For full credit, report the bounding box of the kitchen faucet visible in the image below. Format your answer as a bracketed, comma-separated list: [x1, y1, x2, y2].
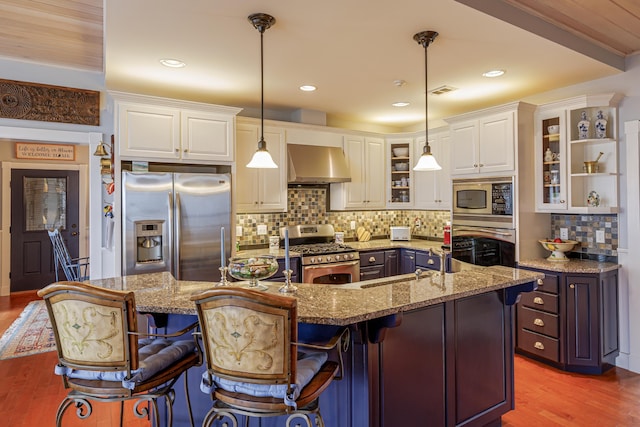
[428, 247, 450, 274]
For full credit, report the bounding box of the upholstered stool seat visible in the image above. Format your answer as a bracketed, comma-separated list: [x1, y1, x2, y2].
[38, 281, 202, 427]
[191, 287, 349, 427]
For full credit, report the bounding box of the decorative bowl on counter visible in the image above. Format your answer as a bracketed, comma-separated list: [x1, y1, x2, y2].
[228, 256, 279, 290]
[392, 147, 409, 157]
[538, 239, 578, 262]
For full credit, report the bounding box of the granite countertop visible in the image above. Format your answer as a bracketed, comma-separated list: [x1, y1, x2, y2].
[518, 258, 620, 273]
[89, 266, 542, 326]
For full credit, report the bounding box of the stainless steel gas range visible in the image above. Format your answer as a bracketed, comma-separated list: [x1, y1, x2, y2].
[280, 224, 360, 284]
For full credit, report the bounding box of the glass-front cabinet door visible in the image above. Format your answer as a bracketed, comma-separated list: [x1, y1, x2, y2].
[535, 108, 567, 212]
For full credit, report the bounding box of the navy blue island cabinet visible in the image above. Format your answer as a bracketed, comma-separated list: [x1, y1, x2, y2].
[159, 285, 527, 427]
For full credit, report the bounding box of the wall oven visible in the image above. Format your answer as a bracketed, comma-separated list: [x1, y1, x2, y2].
[452, 176, 516, 268]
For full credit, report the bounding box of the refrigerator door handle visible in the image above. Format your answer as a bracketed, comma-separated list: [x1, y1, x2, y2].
[174, 192, 182, 279]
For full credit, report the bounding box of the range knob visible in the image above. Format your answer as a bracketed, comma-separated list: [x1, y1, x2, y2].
[326, 256, 333, 262]
[317, 256, 323, 263]
[335, 255, 342, 261]
[309, 258, 316, 264]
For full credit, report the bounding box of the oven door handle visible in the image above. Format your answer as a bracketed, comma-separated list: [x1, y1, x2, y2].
[304, 260, 360, 269]
[453, 226, 514, 237]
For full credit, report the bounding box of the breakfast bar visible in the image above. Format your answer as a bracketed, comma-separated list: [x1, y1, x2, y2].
[90, 266, 542, 427]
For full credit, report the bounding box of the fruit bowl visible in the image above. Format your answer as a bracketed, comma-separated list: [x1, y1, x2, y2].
[538, 239, 578, 261]
[228, 256, 279, 289]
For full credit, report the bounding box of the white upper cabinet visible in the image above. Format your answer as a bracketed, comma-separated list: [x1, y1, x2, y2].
[534, 94, 622, 213]
[413, 129, 451, 210]
[331, 135, 385, 210]
[112, 92, 240, 163]
[235, 123, 287, 213]
[446, 102, 533, 177]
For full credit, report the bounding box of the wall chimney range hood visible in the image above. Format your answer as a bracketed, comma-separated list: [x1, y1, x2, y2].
[287, 144, 351, 184]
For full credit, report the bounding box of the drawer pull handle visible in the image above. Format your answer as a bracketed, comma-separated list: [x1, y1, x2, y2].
[533, 297, 544, 305]
[537, 279, 543, 285]
[427, 259, 435, 265]
[534, 318, 545, 327]
[369, 257, 376, 263]
[534, 341, 545, 350]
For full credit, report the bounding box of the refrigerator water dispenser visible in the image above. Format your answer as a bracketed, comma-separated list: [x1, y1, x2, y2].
[135, 221, 163, 263]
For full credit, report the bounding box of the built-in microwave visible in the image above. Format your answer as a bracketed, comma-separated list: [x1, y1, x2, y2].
[452, 176, 514, 228]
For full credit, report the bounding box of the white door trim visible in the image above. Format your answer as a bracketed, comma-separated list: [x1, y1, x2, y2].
[0, 125, 102, 296]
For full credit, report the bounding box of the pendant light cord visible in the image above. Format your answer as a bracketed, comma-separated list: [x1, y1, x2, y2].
[260, 27, 265, 146]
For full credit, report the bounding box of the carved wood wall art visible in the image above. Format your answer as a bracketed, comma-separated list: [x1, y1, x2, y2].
[0, 79, 100, 126]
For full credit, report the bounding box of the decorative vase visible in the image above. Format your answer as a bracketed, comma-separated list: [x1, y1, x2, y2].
[577, 111, 590, 139]
[595, 110, 607, 138]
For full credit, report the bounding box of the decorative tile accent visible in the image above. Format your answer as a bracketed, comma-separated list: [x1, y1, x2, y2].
[236, 188, 451, 246]
[550, 214, 618, 257]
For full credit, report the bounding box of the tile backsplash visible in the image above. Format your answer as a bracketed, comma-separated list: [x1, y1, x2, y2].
[550, 214, 618, 257]
[236, 187, 450, 247]
[236, 188, 618, 260]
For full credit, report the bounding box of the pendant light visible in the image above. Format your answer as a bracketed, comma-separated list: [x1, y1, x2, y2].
[413, 30, 442, 171]
[246, 13, 278, 169]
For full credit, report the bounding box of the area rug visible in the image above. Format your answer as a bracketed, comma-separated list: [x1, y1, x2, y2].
[0, 300, 55, 360]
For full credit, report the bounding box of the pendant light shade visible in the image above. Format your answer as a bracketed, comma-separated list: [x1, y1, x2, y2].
[247, 13, 278, 169]
[413, 30, 442, 172]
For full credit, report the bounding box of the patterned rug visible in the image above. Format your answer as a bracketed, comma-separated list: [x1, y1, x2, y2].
[0, 300, 55, 360]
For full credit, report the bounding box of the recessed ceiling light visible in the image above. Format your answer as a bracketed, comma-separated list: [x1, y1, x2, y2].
[159, 59, 186, 68]
[392, 102, 410, 107]
[482, 69, 505, 78]
[299, 85, 317, 92]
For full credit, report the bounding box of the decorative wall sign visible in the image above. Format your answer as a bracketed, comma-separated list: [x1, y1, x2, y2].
[0, 79, 99, 126]
[15, 142, 76, 161]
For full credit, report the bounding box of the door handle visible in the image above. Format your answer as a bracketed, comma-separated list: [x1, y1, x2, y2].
[71, 231, 78, 236]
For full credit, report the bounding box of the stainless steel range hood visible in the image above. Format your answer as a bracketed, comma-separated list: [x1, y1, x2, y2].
[287, 144, 351, 184]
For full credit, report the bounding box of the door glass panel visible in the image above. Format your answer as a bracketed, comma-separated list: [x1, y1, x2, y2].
[23, 177, 67, 231]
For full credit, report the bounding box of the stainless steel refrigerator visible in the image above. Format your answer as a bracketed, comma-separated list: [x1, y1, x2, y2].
[122, 171, 231, 281]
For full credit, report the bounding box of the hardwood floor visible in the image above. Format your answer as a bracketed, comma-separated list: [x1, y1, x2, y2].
[503, 355, 640, 426]
[0, 291, 150, 427]
[2, 292, 640, 426]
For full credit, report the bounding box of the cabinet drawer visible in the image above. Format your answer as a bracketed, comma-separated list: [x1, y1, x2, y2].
[520, 291, 559, 314]
[416, 251, 441, 271]
[518, 305, 559, 338]
[536, 275, 559, 294]
[518, 329, 560, 362]
[360, 251, 384, 265]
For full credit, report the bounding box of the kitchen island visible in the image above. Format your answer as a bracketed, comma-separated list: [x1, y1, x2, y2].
[90, 265, 542, 427]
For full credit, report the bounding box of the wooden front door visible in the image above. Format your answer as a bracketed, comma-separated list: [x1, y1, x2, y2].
[10, 169, 80, 292]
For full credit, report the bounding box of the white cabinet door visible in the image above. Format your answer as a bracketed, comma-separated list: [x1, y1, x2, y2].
[181, 110, 234, 162]
[118, 102, 181, 159]
[331, 135, 385, 210]
[535, 108, 568, 212]
[364, 137, 386, 209]
[235, 123, 286, 213]
[478, 112, 515, 174]
[450, 121, 479, 175]
[343, 135, 366, 208]
[414, 131, 451, 209]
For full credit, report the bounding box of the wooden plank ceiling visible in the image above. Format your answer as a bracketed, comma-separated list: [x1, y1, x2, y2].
[0, 0, 103, 71]
[505, 0, 640, 56]
[0, 1, 637, 75]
